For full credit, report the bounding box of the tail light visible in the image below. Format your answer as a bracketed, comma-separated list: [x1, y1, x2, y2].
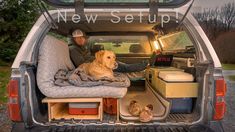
[213, 78, 227, 120]
[7, 79, 22, 121]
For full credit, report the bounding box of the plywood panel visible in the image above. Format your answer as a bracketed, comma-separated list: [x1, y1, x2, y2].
[158, 79, 198, 98]
[42, 98, 103, 103]
[52, 108, 100, 120]
[43, 98, 104, 121]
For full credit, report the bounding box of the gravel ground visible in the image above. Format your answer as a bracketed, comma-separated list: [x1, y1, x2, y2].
[0, 81, 234, 132]
[222, 81, 235, 132]
[0, 104, 11, 132]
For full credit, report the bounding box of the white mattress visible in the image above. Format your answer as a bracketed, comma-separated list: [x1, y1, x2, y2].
[37, 35, 127, 98]
[159, 71, 194, 82]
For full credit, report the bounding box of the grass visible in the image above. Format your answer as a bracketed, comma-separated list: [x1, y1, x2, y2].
[229, 76, 235, 81]
[0, 61, 11, 104]
[0, 60, 10, 67]
[222, 64, 235, 70]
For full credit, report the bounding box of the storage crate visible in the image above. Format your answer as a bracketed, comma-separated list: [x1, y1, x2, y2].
[170, 98, 193, 114]
[69, 103, 99, 115]
[42, 98, 103, 121]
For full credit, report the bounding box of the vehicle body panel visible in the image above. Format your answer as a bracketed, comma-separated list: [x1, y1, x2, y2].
[12, 9, 221, 68]
[9, 1, 224, 130]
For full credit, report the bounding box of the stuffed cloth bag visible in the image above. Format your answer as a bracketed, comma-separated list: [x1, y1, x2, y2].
[103, 98, 117, 115]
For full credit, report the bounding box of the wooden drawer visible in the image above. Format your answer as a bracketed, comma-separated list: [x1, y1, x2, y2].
[42, 98, 103, 121]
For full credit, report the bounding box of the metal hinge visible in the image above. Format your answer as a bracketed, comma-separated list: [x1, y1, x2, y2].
[75, 0, 85, 21]
[36, 0, 58, 29]
[177, 0, 195, 28]
[149, 0, 158, 23]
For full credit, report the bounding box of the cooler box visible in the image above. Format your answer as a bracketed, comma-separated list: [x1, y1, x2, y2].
[159, 71, 195, 113]
[68, 103, 99, 115]
[170, 98, 193, 114]
[146, 68, 198, 98]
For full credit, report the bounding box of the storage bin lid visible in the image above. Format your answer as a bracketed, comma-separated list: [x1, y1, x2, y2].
[69, 102, 99, 108]
[159, 71, 194, 82]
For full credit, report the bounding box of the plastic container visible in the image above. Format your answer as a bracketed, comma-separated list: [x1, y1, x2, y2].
[170, 98, 193, 114]
[68, 103, 99, 115]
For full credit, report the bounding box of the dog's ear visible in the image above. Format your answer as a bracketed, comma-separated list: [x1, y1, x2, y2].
[95, 50, 105, 64]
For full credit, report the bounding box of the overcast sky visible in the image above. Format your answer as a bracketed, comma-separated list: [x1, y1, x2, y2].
[192, 0, 235, 12]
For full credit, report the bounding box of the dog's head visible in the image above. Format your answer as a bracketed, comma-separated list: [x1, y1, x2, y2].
[95, 50, 118, 70]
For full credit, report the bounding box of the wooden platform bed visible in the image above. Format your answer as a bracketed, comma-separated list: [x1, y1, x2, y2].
[42, 98, 120, 122]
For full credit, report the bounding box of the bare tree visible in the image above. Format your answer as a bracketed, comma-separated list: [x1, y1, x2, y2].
[193, 8, 222, 39]
[210, 8, 221, 39]
[220, 2, 235, 31]
[193, 2, 235, 39]
[192, 2, 235, 63]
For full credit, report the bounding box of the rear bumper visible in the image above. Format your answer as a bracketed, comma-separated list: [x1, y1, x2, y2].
[12, 122, 218, 132]
[209, 121, 225, 132]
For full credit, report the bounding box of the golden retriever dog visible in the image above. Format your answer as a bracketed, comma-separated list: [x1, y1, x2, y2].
[79, 50, 118, 80]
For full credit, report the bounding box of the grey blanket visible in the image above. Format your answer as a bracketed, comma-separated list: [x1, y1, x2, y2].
[54, 68, 130, 87]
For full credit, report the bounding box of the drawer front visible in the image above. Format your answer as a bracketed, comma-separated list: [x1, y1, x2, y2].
[69, 108, 98, 115]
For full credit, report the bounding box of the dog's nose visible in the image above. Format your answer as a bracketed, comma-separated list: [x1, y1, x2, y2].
[114, 62, 118, 69]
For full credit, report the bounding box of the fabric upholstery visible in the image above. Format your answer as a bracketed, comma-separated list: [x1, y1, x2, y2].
[37, 35, 127, 98]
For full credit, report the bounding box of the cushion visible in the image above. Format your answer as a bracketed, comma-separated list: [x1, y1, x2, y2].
[37, 35, 127, 98]
[158, 71, 194, 82]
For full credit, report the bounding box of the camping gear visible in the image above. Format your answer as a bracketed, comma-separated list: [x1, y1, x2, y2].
[103, 98, 118, 115]
[69, 103, 99, 115]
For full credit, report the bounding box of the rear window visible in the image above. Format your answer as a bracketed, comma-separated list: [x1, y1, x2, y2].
[88, 35, 152, 54]
[158, 31, 193, 51]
